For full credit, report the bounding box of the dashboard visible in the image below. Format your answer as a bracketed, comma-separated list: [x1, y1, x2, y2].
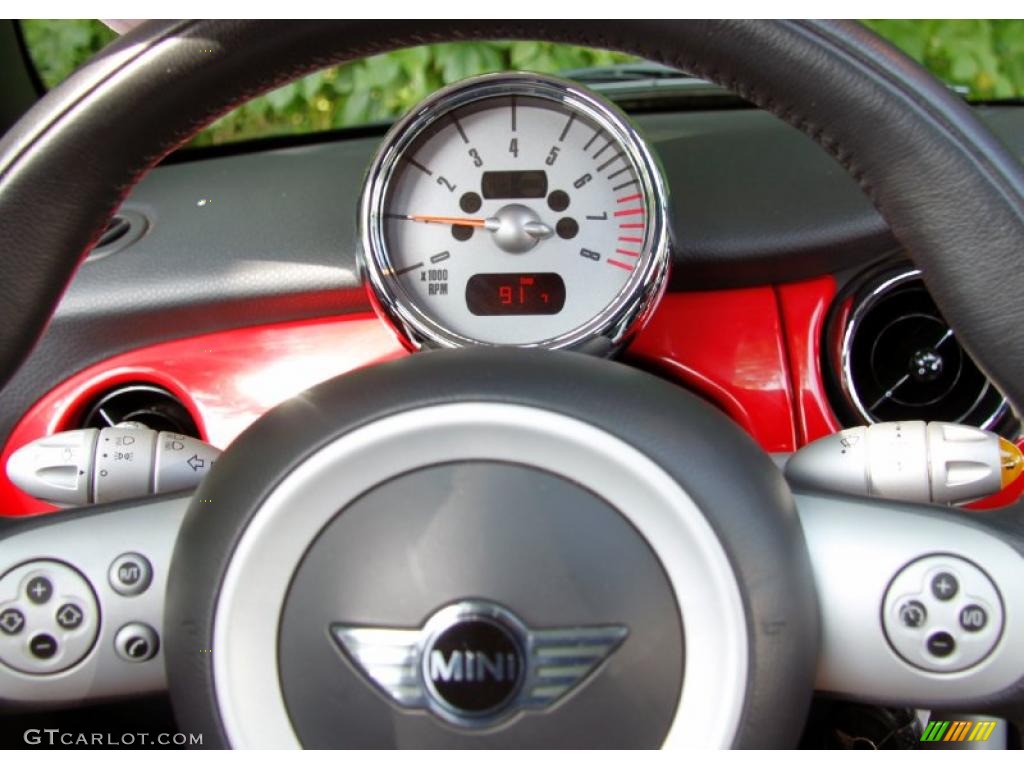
[1, 82, 1023, 520]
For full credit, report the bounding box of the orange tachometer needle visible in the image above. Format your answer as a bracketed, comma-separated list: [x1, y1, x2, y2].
[391, 212, 553, 241]
[410, 215, 489, 228]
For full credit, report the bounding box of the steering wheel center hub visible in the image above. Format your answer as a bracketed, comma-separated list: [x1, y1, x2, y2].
[164, 350, 816, 748]
[279, 459, 680, 746]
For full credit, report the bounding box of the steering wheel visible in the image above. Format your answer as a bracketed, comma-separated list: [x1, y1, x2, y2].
[1, 20, 1023, 748]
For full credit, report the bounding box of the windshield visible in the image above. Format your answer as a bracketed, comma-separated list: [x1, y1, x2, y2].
[18, 20, 1024, 149]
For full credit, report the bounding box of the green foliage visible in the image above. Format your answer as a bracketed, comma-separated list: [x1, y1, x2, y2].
[21, 19, 115, 87]
[189, 40, 634, 147]
[18, 20, 1024, 149]
[863, 20, 1024, 100]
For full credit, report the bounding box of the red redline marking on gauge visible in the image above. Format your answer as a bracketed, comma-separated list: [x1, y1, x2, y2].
[618, 236, 643, 243]
[616, 194, 643, 204]
[614, 208, 645, 217]
[619, 223, 644, 229]
[616, 248, 640, 258]
[607, 259, 635, 272]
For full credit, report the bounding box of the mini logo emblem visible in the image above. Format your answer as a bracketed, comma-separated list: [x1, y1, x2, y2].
[424, 615, 523, 718]
[331, 601, 627, 726]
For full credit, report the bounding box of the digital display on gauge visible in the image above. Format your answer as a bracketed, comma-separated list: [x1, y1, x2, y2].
[466, 273, 566, 316]
[480, 170, 548, 199]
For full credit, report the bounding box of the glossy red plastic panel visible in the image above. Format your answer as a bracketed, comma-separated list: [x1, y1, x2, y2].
[4, 276, 1016, 517]
[627, 286, 798, 452]
[776, 276, 842, 444]
[3, 286, 811, 517]
[0, 315, 406, 517]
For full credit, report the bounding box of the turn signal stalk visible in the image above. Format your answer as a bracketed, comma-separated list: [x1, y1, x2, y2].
[785, 421, 1023, 506]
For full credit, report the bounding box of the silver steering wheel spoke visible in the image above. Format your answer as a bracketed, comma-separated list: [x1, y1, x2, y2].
[795, 490, 1023, 709]
[0, 494, 189, 708]
[4, 436, 1023, 731]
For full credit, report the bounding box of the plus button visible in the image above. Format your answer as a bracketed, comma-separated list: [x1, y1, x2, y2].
[25, 576, 53, 605]
[931, 572, 959, 601]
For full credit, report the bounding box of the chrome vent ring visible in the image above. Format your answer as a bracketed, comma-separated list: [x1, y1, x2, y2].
[826, 264, 1012, 431]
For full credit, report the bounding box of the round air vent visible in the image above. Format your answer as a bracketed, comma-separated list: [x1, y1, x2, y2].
[95, 216, 131, 248]
[85, 210, 149, 262]
[825, 264, 1012, 431]
[79, 384, 201, 437]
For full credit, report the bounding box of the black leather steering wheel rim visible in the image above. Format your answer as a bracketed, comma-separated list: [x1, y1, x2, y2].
[1, 20, 1023, 415]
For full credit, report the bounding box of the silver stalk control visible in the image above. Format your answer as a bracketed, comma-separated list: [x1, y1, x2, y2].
[785, 421, 1023, 505]
[7, 425, 220, 506]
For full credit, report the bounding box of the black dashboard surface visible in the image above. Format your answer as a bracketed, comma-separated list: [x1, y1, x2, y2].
[1, 104, 1022, 449]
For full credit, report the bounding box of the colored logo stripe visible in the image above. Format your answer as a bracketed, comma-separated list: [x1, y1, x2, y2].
[920, 720, 997, 742]
[969, 721, 997, 741]
[921, 721, 949, 741]
[944, 721, 970, 741]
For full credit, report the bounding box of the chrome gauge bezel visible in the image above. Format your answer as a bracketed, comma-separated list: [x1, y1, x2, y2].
[358, 72, 670, 352]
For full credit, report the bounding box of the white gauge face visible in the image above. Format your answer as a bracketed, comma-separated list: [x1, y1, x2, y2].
[361, 75, 668, 350]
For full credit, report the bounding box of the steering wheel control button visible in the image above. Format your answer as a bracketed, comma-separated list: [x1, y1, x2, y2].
[29, 632, 58, 660]
[25, 575, 53, 604]
[114, 623, 159, 662]
[898, 600, 927, 628]
[882, 555, 1003, 673]
[0, 560, 100, 674]
[0, 608, 25, 635]
[55, 603, 84, 630]
[931, 572, 958, 601]
[108, 552, 153, 596]
[925, 631, 956, 658]
[959, 604, 988, 632]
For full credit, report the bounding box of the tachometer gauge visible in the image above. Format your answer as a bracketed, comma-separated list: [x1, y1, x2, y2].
[360, 72, 669, 352]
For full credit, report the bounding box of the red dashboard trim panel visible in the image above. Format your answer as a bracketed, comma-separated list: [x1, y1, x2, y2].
[626, 286, 800, 453]
[0, 315, 406, 517]
[16, 276, 1008, 518]
[776, 276, 842, 444]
